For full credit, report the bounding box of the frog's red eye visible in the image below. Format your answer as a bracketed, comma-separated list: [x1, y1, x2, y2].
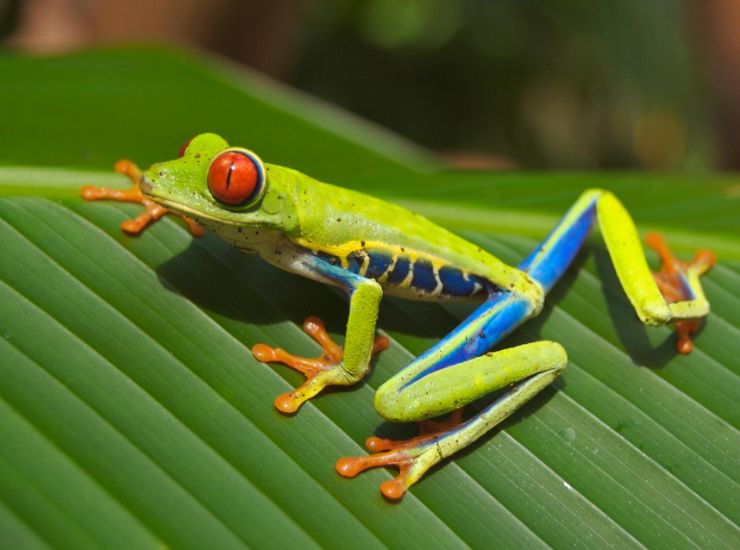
[207, 148, 266, 206]
[178, 137, 194, 158]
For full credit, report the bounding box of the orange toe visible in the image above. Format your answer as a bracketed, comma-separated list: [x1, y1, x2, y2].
[380, 479, 407, 500]
[274, 391, 302, 414]
[252, 343, 279, 363]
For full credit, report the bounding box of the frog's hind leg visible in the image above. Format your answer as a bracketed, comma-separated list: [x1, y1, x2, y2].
[339, 188, 715, 500]
[80, 160, 203, 236]
[338, 340, 567, 499]
[335, 193, 594, 500]
[337, 288, 561, 500]
[520, 189, 715, 352]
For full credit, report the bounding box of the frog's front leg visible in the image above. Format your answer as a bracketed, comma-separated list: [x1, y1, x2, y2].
[81, 160, 204, 236]
[252, 256, 388, 413]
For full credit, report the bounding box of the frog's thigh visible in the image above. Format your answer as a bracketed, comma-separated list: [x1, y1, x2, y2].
[375, 340, 567, 423]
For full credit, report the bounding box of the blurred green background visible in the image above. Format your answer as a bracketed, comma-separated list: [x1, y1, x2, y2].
[2, 0, 738, 171]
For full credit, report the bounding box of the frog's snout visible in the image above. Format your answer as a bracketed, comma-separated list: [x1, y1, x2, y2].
[140, 175, 154, 195]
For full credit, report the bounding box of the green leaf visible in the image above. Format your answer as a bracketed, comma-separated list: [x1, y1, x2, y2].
[1, 47, 738, 549]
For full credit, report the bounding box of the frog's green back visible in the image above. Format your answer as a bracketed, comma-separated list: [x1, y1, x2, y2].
[272, 165, 526, 295]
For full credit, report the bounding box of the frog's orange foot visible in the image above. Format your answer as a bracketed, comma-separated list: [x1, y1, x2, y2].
[645, 232, 716, 354]
[337, 410, 465, 501]
[337, 447, 420, 501]
[252, 316, 389, 414]
[80, 159, 204, 237]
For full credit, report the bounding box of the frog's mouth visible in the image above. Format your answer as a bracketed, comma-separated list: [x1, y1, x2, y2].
[150, 195, 210, 223]
[139, 175, 204, 220]
[140, 178, 241, 227]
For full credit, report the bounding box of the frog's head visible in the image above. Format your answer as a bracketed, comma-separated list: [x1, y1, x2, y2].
[141, 133, 297, 233]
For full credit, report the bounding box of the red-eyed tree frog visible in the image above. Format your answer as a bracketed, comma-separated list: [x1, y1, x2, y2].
[81, 133, 715, 500]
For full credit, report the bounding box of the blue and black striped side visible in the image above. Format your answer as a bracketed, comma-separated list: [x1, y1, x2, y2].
[305, 245, 491, 298]
[438, 266, 487, 297]
[387, 255, 410, 284]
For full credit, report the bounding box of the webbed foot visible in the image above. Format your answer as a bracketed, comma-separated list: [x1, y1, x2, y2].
[81, 159, 204, 236]
[645, 232, 715, 353]
[252, 316, 389, 413]
[336, 409, 465, 500]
